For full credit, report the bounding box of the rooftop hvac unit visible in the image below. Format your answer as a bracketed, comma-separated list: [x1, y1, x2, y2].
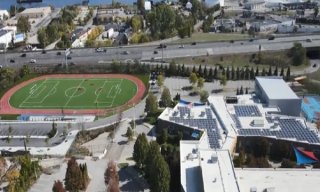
[250, 186, 257, 192]
[211, 154, 218, 163]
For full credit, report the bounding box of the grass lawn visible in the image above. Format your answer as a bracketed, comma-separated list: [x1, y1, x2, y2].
[167, 51, 307, 72]
[174, 33, 250, 44]
[9, 77, 137, 109]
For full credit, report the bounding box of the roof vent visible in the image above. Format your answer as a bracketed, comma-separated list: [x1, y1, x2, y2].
[211, 154, 218, 163]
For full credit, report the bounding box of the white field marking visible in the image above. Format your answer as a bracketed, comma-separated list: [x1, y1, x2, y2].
[64, 79, 86, 107]
[18, 103, 113, 109]
[94, 80, 108, 103]
[20, 79, 48, 106]
[109, 79, 123, 107]
[21, 81, 60, 106]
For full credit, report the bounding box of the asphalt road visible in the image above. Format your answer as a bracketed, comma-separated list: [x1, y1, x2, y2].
[1, 34, 320, 68]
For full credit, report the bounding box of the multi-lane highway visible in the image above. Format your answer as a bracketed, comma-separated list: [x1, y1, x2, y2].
[1, 34, 320, 68]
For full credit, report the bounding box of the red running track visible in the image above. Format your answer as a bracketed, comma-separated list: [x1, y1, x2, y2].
[0, 74, 146, 115]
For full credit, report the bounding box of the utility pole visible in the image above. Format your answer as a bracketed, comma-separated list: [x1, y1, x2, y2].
[65, 48, 70, 72]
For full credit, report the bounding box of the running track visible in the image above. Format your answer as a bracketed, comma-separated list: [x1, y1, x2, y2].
[0, 74, 146, 115]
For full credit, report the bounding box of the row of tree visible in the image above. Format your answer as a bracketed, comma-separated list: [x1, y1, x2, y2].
[133, 133, 171, 192]
[156, 61, 292, 81]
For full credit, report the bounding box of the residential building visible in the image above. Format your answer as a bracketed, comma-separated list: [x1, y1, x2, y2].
[0, 10, 9, 21]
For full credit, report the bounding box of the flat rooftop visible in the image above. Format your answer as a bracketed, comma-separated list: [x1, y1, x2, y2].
[236, 168, 320, 192]
[180, 139, 239, 192]
[19, 7, 51, 14]
[256, 76, 299, 100]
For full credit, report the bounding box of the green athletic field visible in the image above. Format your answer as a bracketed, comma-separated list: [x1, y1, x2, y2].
[9, 78, 137, 109]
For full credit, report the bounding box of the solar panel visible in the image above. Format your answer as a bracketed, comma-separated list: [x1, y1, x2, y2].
[239, 118, 320, 144]
[235, 105, 262, 117]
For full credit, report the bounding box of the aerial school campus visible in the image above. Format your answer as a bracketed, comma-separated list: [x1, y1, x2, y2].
[1, 0, 320, 191]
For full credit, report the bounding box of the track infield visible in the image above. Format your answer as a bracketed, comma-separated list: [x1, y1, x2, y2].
[0, 74, 146, 115]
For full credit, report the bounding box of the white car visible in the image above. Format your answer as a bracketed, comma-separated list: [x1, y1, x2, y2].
[30, 59, 37, 63]
[96, 48, 106, 52]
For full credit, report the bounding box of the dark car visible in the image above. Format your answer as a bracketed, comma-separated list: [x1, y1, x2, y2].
[268, 36, 275, 40]
[249, 39, 254, 42]
[313, 63, 317, 68]
[154, 50, 158, 54]
[21, 53, 26, 57]
[158, 44, 167, 49]
[42, 50, 46, 54]
[67, 56, 72, 60]
[10, 59, 15, 63]
[57, 51, 61, 55]
[191, 42, 197, 45]
[230, 40, 234, 43]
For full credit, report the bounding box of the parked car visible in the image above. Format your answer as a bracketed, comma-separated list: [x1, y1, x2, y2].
[179, 45, 184, 48]
[10, 59, 15, 63]
[57, 51, 61, 55]
[191, 42, 197, 45]
[306, 38, 312, 42]
[30, 59, 37, 63]
[154, 50, 158, 54]
[67, 56, 72, 60]
[21, 53, 26, 57]
[123, 51, 130, 55]
[42, 50, 46, 54]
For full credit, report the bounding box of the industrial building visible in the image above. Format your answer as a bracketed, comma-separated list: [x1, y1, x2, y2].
[158, 76, 320, 192]
[16, 7, 52, 19]
[255, 76, 301, 116]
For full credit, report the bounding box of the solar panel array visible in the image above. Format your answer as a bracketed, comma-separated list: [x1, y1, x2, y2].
[231, 114, 242, 129]
[238, 118, 320, 144]
[235, 105, 262, 117]
[169, 106, 222, 148]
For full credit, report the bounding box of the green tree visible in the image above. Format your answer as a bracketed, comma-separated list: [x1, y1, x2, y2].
[20, 64, 30, 78]
[168, 61, 177, 76]
[37, 27, 49, 48]
[145, 93, 158, 114]
[126, 127, 133, 141]
[197, 77, 205, 90]
[289, 42, 306, 66]
[157, 74, 164, 90]
[286, 67, 291, 81]
[157, 128, 168, 145]
[133, 133, 149, 168]
[199, 90, 209, 103]
[137, 0, 145, 13]
[131, 15, 143, 33]
[147, 5, 176, 39]
[17, 16, 31, 33]
[220, 75, 227, 87]
[149, 153, 171, 192]
[189, 72, 198, 88]
[145, 141, 161, 178]
[160, 87, 172, 108]
[65, 157, 82, 192]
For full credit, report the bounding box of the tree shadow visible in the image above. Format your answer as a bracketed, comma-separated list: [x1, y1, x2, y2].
[119, 165, 149, 191]
[118, 140, 128, 145]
